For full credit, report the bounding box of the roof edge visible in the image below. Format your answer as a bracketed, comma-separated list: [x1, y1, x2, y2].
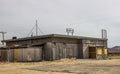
[2, 34, 107, 42]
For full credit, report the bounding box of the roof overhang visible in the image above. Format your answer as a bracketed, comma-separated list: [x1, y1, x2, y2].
[2, 34, 107, 42]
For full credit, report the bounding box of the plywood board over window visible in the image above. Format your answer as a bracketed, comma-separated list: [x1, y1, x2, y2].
[97, 48, 102, 55]
[14, 49, 18, 62]
[104, 49, 107, 55]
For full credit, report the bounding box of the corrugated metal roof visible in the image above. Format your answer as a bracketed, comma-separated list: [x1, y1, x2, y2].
[2, 34, 107, 42]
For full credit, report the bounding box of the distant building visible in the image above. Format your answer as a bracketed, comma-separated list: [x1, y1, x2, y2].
[108, 46, 120, 56]
[0, 34, 107, 62]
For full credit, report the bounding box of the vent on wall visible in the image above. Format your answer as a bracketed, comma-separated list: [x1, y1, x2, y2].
[12, 37, 17, 39]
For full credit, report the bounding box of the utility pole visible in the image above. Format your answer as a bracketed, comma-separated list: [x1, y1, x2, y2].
[0, 31, 7, 45]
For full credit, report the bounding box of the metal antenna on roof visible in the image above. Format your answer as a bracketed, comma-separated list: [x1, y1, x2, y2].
[36, 20, 38, 36]
[27, 20, 44, 37]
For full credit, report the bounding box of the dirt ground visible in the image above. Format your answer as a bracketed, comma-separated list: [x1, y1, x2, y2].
[0, 59, 120, 74]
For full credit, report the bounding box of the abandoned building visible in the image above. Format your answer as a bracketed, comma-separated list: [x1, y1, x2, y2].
[0, 34, 108, 62]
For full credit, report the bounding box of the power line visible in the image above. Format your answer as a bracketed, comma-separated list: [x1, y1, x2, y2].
[38, 26, 44, 34]
[27, 24, 36, 36]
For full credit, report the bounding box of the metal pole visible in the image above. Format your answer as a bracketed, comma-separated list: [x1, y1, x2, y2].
[0, 32, 7, 45]
[36, 20, 38, 36]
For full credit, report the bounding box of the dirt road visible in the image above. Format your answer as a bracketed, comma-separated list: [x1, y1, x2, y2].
[0, 59, 120, 74]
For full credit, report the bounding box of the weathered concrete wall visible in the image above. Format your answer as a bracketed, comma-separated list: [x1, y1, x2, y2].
[3, 36, 107, 61]
[44, 41, 82, 60]
[43, 42, 52, 60]
[16, 47, 42, 62]
[0, 47, 42, 62]
[82, 39, 107, 59]
[0, 49, 13, 62]
[52, 37, 83, 58]
[43, 38, 107, 60]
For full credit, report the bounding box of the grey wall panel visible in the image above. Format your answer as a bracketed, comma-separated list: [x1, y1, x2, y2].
[34, 47, 42, 61]
[22, 48, 26, 61]
[66, 44, 78, 58]
[17, 48, 23, 61]
[49, 42, 80, 60]
[22, 48, 35, 62]
[83, 44, 89, 59]
[44, 42, 52, 60]
[27, 48, 35, 61]
[9, 49, 13, 61]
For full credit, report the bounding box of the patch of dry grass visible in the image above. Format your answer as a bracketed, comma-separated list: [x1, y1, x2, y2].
[0, 59, 120, 74]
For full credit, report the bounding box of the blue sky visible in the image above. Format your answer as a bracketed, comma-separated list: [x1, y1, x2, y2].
[0, 0, 120, 47]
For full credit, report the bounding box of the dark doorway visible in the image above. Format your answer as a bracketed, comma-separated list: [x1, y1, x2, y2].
[1, 50, 8, 61]
[89, 47, 96, 58]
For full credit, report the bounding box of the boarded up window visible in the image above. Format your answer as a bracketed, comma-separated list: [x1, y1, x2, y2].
[104, 49, 107, 55]
[97, 48, 102, 55]
[14, 49, 18, 61]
